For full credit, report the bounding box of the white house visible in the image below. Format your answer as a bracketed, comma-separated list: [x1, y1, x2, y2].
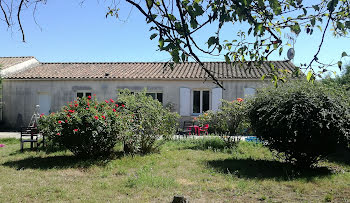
[0, 56, 297, 128]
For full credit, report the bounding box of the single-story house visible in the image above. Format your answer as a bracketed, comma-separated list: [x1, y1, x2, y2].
[0, 56, 297, 129]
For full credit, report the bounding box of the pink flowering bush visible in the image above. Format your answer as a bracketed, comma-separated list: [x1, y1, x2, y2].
[39, 90, 180, 157]
[39, 96, 130, 157]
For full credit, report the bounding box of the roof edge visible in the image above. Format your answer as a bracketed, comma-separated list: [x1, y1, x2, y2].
[0, 56, 35, 59]
[39, 60, 292, 65]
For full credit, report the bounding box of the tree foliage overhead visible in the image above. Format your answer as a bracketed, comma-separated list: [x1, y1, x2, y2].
[2, 0, 350, 86]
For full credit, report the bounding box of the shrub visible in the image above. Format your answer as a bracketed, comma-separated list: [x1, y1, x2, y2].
[39, 90, 179, 157]
[248, 81, 350, 167]
[198, 99, 250, 136]
[39, 96, 125, 157]
[116, 89, 180, 154]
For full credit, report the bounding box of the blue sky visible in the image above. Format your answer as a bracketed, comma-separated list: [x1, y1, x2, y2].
[1, 1, 349, 75]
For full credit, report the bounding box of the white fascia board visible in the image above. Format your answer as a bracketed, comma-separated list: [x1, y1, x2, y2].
[1, 58, 40, 77]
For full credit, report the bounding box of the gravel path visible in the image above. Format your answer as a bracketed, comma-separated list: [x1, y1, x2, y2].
[0, 132, 20, 139]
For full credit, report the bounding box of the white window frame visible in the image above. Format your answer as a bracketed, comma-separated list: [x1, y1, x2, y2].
[76, 91, 92, 99]
[243, 87, 256, 98]
[192, 89, 210, 115]
[145, 92, 163, 104]
[127, 90, 164, 104]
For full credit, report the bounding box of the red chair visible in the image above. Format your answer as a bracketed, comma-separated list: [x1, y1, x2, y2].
[199, 124, 209, 135]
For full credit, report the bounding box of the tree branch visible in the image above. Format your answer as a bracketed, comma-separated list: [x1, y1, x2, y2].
[18, 0, 25, 42]
[0, 0, 10, 26]
[125, 0, 174, 31]
[175, 0, 223, 88]
[306, 10, 333, 70]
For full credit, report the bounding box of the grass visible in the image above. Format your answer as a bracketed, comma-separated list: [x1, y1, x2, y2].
[0, 137, 349, 202]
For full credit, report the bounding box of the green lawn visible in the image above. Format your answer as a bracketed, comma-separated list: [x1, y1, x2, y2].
[0, 138, 349, 202]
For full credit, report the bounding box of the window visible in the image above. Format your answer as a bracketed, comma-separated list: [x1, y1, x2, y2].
[193, 90, 210, 114]
[243, 87, 256, 98]
[146, 92, 163, 103]
[76, 91, 92, 98]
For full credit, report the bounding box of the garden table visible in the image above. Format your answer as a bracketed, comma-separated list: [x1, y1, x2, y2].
[188, 125, 200, 136]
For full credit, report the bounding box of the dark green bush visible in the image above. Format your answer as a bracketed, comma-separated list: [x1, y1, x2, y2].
[248, 81, 350, 167]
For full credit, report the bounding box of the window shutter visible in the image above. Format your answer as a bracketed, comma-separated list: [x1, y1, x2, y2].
[180, 87, 191, 116]
[212, 88, 222, 112]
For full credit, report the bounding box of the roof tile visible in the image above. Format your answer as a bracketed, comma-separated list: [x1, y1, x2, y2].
[6, 61, 297, 80]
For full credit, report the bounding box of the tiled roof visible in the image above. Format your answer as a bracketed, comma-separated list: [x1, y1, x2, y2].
[6, 61, 296, 80]
[0, 56, 35, 70]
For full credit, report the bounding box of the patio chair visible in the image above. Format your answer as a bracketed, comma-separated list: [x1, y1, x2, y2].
[183, 121, 195, 137]
[20, 127, 40, 151]
[199, 124, 209, 135]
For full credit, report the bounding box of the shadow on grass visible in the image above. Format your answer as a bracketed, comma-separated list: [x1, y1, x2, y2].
[8, 146, 67, 156]
[3, 151, 124, 170]
[207, 158, 333, 181]
[327, 148, 350, 166]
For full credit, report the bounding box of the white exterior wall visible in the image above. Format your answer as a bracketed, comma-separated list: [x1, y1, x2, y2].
[222, 80, 269, 101]
[2, 79, 265, 128]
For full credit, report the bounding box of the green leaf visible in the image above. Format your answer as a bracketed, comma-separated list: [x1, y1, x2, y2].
[306, 70, 313, 82]
[273, 75, 278, 87]
[169, 62, 174, 70]
[273, 43, 278, 49]
[276, 27, 281, 35]
[316, 25, 322, 32]
[207, 36, 218, 48]
[150, 33, 158, 40]
[338, 61, 343, 70]
[290, 24, 301, 35]
[337, 22, 344, 30]
[248, 27, 253, 35]
[302, 8, 307, 15]
[341, 52, 348, 58]
[327, 0, 339, 12]
[345, 21, 350, 29]
[261, 74, 266, 80]
[147, 14, 158, 23]
[193, 3, 204, 16]
[168, 14, 177, 21]
[268, 0, 282, 15]
[146, 0, 153, 9]
[159, 38, 164, 49]
[182, 0, 190, 6]
[225, 54, 230, 64]
[311, 17, 316, 26]
[171, 49, 180, 63]
[254, 23, 264, 36]
[190, 18, 198, 29]
[218, 45, 222, 53]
